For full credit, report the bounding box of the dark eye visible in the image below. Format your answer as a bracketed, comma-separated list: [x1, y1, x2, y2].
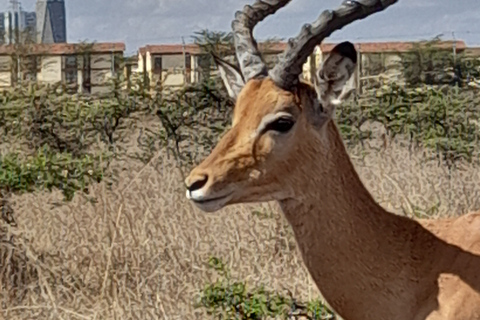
[265, 117, 295, 133]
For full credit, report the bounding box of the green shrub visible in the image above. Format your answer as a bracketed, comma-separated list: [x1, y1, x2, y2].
[136, 77, 234, 173]
[400, 36, 480, 87]
[2, 73, 479, 203]
[0, 146, 110, 201]
[0, 75, 149, 202]
[196, 257, 335, 320]
[363, 84, 480, 165]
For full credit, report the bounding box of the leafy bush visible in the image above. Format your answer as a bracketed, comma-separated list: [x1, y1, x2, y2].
[359, 84, 480, 165]
[136, 77, 234, 173]
[196, 257, 335, 320]
[400, 37, 480, 87]
[0, 75, 149, 201]
[400, 37, 456, 86]
[142, 78, 480, 172]
[0, 146, 109, 201]
[2, 65, 478, 202]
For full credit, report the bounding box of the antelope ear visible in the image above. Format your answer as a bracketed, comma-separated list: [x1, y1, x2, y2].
[314, 41, 357, 107]
[213, 53, 245, 101]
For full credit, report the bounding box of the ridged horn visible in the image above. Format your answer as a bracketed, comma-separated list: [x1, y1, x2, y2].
[270, 0, 398, 89]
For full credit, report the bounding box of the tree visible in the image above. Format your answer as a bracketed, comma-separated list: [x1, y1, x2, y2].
[401, 36, 480, 87]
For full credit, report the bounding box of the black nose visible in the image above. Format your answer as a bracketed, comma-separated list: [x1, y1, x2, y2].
[187, 175, 209, 192]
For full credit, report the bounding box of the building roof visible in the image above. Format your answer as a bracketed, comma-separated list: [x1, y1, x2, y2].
[141, 44, 203, 55]
[140, 42, 288, 55]
[0, 42, 126, 55]
[319, 40, 467, 53]
[139, 40, 467, 56]
[259, 42, 288, 53]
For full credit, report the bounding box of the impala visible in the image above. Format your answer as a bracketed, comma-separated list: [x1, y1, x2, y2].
[184, 0, 480, 319]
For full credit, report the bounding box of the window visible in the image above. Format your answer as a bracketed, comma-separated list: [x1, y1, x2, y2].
[153, 56, 162, 73]
[112, 53, 122, 75]
[65, 70, 77, 83]
[22, 56, 41, 82]
[185, 53, 192, 84]
[65, 56, 77, 69]
[63, 55, 78, 92]
[185, 53, 191, 70]
[81, 55, 91, 93]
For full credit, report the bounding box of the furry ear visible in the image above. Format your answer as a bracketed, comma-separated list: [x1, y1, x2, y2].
[314, 41, 357, 107]
[213, 53, 245, 101]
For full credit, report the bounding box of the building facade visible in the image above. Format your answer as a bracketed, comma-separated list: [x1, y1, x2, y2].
[137, 44, 202, 89]
[0, 42, 125, 94]
[315, 40, 467, 92]
[136, 40, 469, 92]
[136, 42, 306, 89]
[36, 0, 66, 44]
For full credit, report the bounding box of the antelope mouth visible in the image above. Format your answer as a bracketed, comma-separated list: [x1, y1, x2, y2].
[191, 194, 231, 204]
[186, 191, 234, 212]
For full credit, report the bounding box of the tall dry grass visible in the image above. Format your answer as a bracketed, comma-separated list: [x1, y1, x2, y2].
[1, 131, 479, 320]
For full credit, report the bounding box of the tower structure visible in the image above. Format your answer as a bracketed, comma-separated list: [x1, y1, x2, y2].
[36, 0, 66, 43]
[2, 0, 36, 44]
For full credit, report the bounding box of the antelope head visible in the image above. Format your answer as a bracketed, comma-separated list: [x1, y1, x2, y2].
[185, 0, 397, 212]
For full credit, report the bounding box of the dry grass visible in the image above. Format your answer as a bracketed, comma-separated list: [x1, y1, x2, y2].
[1, 132, 479, 320]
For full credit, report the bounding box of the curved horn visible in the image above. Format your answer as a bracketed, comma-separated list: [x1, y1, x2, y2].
[270, 0, 399, 89]
[232, 0, 292, 81]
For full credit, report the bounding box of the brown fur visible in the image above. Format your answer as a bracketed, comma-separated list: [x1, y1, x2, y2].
[186, 77, 480, 319]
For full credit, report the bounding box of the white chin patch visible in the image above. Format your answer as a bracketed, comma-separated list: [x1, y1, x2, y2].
[331, 98, 342, 106]
[189, 189, 206, 202]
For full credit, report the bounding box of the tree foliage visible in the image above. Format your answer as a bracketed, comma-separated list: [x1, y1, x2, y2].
[400, 36, 480, 87]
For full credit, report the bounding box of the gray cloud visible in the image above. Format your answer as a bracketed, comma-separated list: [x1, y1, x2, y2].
[3, 0, 480, 54]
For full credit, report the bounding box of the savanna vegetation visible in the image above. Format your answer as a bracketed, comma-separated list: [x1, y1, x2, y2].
[0, 34, 479, 319]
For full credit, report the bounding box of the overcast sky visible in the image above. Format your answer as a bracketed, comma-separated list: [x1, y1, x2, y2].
[3, 0, 480, 55]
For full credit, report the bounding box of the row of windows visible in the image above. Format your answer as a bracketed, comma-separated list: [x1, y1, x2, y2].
[11, 54, 121, 73]
[11, 54, 120, 93]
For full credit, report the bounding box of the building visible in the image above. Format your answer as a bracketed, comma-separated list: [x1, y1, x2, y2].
[136, 42, 305, 89]
[36, 0, 66, 44]
[0, 42, 125, 94]
[136, 40, 469, 92]
[1, 0, 37, 44]
[311, 40, 468, 92]
[137, 44, 202, 89]
[24, 11, 37, 41]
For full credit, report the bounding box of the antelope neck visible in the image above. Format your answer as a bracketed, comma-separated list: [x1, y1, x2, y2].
[277, 122, 437, 318]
